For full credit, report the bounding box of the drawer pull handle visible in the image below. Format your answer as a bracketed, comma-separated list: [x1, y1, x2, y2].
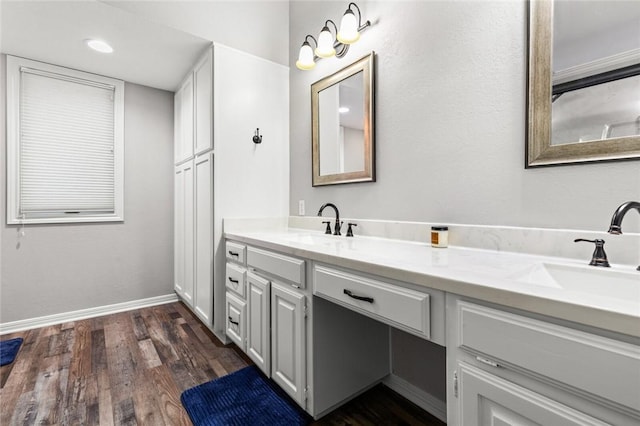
[228, 277, 239, 284]
[343, 289, 374, 303]
[476, 356, 500, 368]
[228, 251, 239, 257]
[228, 316, 239, 326]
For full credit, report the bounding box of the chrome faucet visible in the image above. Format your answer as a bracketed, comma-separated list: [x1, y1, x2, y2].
[607, 201, 640, 271]
[317, 203, 342, 235]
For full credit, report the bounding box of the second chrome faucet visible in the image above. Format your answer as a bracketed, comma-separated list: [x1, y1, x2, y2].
[317, 203, 343, 236]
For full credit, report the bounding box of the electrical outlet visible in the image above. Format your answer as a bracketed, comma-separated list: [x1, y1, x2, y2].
[298, 200, 305, 216]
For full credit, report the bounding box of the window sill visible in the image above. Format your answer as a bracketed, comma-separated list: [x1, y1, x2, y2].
[7, 215, 124, 225]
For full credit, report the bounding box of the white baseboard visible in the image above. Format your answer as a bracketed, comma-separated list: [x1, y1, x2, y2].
[384, 373, 447, 423]
[0, 293, 179, 335]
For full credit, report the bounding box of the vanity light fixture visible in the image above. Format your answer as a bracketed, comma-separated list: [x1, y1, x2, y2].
[295, 2, 371, 71]
[85, 39, 113, 54]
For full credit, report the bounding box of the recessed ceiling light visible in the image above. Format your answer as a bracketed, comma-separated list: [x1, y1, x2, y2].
[85, 39, 113, 54]
[339, 107, 350, 113]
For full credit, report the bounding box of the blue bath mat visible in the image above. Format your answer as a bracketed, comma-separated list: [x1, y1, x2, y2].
[181, 365, 311, 426]
[0, 337, 23, 366]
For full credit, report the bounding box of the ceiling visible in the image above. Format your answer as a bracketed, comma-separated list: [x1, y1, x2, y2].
[0, 0, 212, 91]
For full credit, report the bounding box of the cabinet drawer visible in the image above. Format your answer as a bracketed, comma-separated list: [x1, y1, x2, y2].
[226, 241, 246, 265]
[226, 292, 245, 350]
[457, 301, 640, 411]
[314, 265, 430, 338]
[225, 263, 246, 298]
[247, 246, 305, 288]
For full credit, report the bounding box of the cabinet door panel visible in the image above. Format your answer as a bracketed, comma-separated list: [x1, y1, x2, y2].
[174, 89, 182, 163]
[271, 282, 306, 407]
[194, 50, 212, 155]
[459, 363, 608, 426]
[247, 272, 270, 375]
[182, 162, 194, 305]
[181, 74, 194, 161]
[174, 166, 185, 295]
[194, 154, 213, 325]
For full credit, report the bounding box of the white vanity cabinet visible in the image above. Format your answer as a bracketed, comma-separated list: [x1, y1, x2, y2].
[224, 241, 308, 408]
[446, 296, 640, 426]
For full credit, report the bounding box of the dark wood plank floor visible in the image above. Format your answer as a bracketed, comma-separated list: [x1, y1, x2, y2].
[0, 302, 445, 425]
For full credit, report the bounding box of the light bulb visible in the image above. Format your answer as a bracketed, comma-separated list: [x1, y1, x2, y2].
[296, 41, 316, 70]
[337, 9, 360, 44]
[315, 26, 336, 58]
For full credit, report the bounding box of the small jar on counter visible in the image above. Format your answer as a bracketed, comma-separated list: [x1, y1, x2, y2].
[431, 226, 449, 248]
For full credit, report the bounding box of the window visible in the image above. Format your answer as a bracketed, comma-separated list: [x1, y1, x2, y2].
[6, 56, 124, 224]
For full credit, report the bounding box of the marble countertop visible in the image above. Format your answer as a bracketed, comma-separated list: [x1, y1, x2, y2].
[225, 226, 640, 338]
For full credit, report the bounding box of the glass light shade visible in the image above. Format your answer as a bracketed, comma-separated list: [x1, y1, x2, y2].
[337, 9, 360, 44]
[296, 42, 316, 70]
[315, 27, 336, 58]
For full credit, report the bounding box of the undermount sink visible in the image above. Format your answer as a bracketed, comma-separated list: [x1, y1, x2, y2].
[513, 262, 640, 301]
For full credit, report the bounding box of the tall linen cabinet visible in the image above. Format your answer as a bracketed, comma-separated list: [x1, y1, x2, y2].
[174, 44, 289, 340]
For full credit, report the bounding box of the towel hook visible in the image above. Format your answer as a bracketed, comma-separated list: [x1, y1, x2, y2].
[252, 128, 262, 144]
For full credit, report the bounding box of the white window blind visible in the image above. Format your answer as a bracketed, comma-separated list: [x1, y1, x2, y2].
[20, 70, 116, 214]
[6, 56, 124, 224]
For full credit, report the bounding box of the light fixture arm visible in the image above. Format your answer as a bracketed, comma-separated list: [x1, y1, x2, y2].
[347, 2, 371, 30]
[304, 34, 318, 48]
[324, 19, 339, 35]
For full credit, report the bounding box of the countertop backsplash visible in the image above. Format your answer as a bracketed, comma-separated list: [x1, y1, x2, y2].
[224, 216, 639, 267]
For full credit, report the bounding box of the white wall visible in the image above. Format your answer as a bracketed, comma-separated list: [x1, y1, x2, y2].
[0, 55, 175, 323]
[289, 1, 640, 233]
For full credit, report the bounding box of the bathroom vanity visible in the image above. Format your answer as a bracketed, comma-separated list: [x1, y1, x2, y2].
[223, 217, 639, 425]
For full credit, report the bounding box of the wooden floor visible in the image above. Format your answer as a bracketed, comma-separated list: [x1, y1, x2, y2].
[0, 302, 445, 425]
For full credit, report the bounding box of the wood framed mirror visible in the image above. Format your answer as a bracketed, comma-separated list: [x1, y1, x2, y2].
[527, 0, 640, 167]
[312, 52, 375, 186]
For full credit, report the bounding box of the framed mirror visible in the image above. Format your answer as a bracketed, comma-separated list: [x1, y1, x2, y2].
[527, 0, 640, 167]
[312, 52, 375, 186]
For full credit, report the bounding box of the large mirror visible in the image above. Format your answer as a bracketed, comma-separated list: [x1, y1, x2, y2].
[527, 0, 640, 167]
[312, 52, 375, 186]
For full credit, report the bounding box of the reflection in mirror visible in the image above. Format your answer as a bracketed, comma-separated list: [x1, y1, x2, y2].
[318, 71, 364, 175]
[312, 52, 374, 186]
[527, 0, 640, 166]
[551, 0, 640, 146]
